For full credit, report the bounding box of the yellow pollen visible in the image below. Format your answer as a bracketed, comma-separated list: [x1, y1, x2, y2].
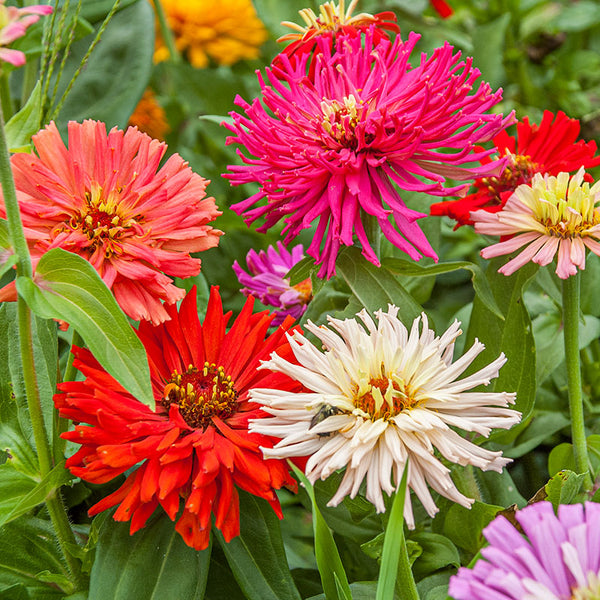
[292, 277, 313, 303]
[321, 95, 362, 146]
[161, 362, 238, 430]
[479, 153, 539, 206]
[353, 373, 419, 421]
[571, 572, 600, 600]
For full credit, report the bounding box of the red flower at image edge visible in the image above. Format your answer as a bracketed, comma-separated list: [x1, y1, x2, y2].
[430, 110, 600, 227]
[55, 287, 302, 550]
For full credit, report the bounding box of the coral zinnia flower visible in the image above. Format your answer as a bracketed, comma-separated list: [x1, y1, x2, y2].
[225, 30, 513, 278]
[154, 0, 268, 68]
[449, 501, 600, 600]
[0, 120, 222, 324]
[0, 0, 52, 66]
[233, 242, 312, 327]
[430, 111, 600, 227]
[277, 0, 399, 66]
[250, 307, 519, 527]
[55, 288, 301, 550]
[128, 89, 170, 141]
[473, 168, 600, 279]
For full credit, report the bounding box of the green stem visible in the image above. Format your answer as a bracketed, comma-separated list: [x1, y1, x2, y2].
[562, 273, 593, 489]
[0, 97, 84, 589]
[362, 212, 381, 264]
[0, 70, 14, 122]
[152, 0, 181, 63]
[21, 59, 39, 107]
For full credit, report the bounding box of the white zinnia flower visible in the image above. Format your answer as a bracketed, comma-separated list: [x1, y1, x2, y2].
[249, 306, 520, 527]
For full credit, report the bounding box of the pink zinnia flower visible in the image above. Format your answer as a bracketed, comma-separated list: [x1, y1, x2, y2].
[0, 120, 223, 324]
[233, 242, 312, 326]
[0, 0, 52, 66]
[224, 30, 514, 277]
[472, 168, 600, 279]
[449, 501, 600, 600]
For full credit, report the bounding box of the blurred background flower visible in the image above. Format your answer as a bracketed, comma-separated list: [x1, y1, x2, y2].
[127, 88, 170, 141]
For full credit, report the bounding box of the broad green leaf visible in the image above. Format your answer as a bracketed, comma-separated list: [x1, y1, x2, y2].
[16, 248, 153, 408]
[471, 13, 511, 87]
[503, 410, 570, 459]
[0, 464, 37, 521]
[465, 259, 538, 442]
[89, 514, 210, 600]
[290, 464, 350, 600]
[0, 462, 73, 529]
[54, 0, 154, 130]
[5, 81, 42, 152]
[204, 540, 247, 600]
[548, 435, 600, 478]
[376, 464, 412, 600]
[287, 256, 316, 286]
[216, 489, 302, 600]
[382, 257, 503, 320]
[336, 247, 422, 323]
[0, 584, 30, 600]
[0, 516, 70, 598]
[545, 470, 586, 508]
[439, 501, 503, 555]
[410, 533, 460, 581]
[307, 581, 403, 600]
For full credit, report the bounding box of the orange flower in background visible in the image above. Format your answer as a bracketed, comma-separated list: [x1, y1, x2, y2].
[128, 89, 170, 141]
[153, 0, 268, 68]
[0, 120, 222, 324]
[55, 287, 302, 550]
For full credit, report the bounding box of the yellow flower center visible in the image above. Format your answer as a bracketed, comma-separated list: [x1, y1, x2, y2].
[68, 182, 140, 257]
[524, 172, 600, 239]
[292, 277, 313, 303]
[162, 363, 238, 429]
[572, 573, 600, 600]
[353, 373, 419, 420]
[321, 94, 361, 146]
[479, 153, 538, 205]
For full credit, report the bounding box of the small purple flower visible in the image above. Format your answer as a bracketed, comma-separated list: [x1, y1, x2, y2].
[233, 242, 312, 326]
[449, 501, 600, 600]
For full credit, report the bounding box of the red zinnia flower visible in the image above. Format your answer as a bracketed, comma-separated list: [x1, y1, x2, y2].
[0, 120, 222, 324]
[54, 287, 301, 550]
[430, 111, 600, 227]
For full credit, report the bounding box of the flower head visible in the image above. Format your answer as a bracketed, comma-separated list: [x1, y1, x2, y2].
[277, 0, 398, 65]
[430, 0, 453, 18]
[128, 89, 170, 141]
[55, 287, 302, 550]
[449, 501, 600, 600]
[233, 242, 312, 326]
[0, 0, 52, 66]
[225, 31, 513, 277]
[154, 0, 268, 68]
[250, 307, 519, 526]
[0, 120, 222, 324]
[430, 111, 600, 227]
[473, 168, 600, 279]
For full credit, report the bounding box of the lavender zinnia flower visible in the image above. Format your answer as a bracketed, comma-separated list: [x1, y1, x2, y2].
[224, 29, 514, 277]
[449, 501, 600, 600]
[233, 242, 312, 326]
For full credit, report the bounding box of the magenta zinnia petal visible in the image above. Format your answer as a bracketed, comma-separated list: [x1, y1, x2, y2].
[224, 29, 514, 277]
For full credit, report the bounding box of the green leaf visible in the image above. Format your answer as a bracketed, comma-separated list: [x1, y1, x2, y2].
[548, 435, 600, 477]
[54, 0, 154, 130]
[16, 248, 153, 408]
[336, 247, 422, 322]
[545, 470, 586, 508]
[439, 501, 503, 555]
[287, 256, 316, 286]
[0, 461, 73, 529]
[382, 258, 503, 320]
[465, 259, 538, 442]
[376, 464, 412, 600]
[0, 516, 69, 598]
[216, 490, 301, 600]
[89, 514, 210, 600]
[289, 464, 350, 600]
[410, 533, 460, 581]
[0, 584, 30, 600]
[503, 410, 570, 459]
[5, 81, 42, 152]
[470, 13, 511, 87]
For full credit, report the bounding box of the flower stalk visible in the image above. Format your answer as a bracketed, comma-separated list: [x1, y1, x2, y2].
[562, 272, 593, 489]
[0, 95, 84, 590]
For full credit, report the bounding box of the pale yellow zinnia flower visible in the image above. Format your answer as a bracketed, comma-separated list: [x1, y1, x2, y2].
[154, 0, 268, 68]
